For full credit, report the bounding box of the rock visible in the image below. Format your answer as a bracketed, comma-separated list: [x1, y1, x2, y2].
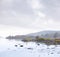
[37, 43, 40, 46]
[51, 53, 54, 54]
[20, 45, 23, 47]
[27, 48, 33, 50]
[57, 52, 60, 54]
[8, 48, 10, 50]
[15, 45, 18, 47]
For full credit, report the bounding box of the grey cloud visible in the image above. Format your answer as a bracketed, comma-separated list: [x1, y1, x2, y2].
[0, 0, 36, 28]
[13, 0, 34, 15]
[0, 0, 60, 29]
[0, 14, 36, 28]
[40, 0, 60, 21]
[0, 0, 34, 15]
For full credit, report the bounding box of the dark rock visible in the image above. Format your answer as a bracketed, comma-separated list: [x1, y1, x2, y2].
[15, 45, 18, 47]
[51, 53, 54, 54]
[20, 45, 23, 47]
[27, 48, 33, 50]
[37, 43, 40, 46]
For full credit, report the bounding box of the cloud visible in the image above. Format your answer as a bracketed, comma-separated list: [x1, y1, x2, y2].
[28, 0, 45, 17]
[40, 0, 60, 21]
[0, 0, 37, 28]
[28, 0, 60, 30]
[0, 0, 34, 15]
[0, 0, 60, 31]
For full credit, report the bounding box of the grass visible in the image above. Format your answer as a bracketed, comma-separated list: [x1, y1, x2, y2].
[22, 37, 60, 45]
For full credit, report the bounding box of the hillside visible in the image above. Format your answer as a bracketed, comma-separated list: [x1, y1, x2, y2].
[6, 30, 60, 40]
[27, 30, 60, 38]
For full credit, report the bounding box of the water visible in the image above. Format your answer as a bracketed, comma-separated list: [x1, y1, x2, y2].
[0, 38, 60, 57]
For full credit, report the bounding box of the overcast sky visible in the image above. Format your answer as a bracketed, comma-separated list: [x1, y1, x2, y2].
[0, 0, 60, 37]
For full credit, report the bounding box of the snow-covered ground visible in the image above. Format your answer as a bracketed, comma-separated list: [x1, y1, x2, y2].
[0, 38, 60, 57]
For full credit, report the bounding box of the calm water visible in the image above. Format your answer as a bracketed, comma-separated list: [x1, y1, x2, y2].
[0, 38, 60, 57]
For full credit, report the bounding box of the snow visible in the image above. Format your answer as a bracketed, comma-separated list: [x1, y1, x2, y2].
[0, 38, 60, 57]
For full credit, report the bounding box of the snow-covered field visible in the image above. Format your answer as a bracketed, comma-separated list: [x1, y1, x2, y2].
[0, 38, 60, 57]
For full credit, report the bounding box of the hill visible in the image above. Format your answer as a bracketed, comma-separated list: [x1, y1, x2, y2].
[6, 30, 60, 40]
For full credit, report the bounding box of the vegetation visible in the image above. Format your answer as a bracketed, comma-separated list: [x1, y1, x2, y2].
[6, 35, 60, 45]
[22, 37, 60, 45]
[22, 38, 33, 42]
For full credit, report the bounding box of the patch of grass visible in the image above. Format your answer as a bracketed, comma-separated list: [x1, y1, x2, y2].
[22, 37, 60, 45]
[22, 38, 34, 42]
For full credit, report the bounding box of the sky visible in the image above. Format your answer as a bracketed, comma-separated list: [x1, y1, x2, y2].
[0, 0, 60, 37]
